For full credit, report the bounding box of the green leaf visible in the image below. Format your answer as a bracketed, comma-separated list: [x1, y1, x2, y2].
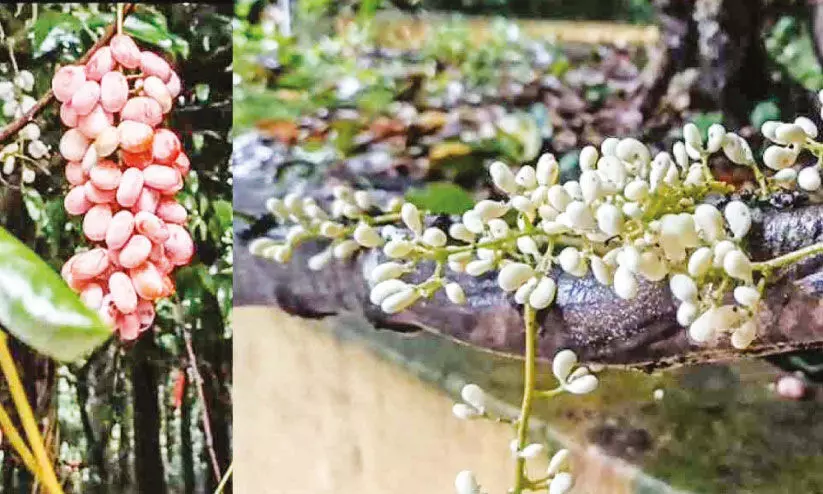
[32, 11, 84, 57]
[0, 227, 111, 362]
[750, 101, 781, 129]
[124, 13, 190, 59]
[405, 182, 474, 215]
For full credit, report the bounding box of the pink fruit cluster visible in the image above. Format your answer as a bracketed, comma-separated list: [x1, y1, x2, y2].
[55, 34, 194, 342]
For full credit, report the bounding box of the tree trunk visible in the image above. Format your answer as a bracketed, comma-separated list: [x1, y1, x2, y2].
[181, 391, 195, 494]
[642, 0, 816, 126]
[132, 334, 167, 494]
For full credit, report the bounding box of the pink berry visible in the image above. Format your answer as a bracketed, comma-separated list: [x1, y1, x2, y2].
[89, 159, 123, 191]
[71, 248, 110, 281]
[52, 65, 86, 102]
[77, 104, 113, 139]
[83, 204, 113, 242]
[140, 51, 172, 82]
[85, 46, 115, 81]
[121, 96, 164, 127]
[135, 211, 170, 243]
[100, 71, 129, 113]
[110, 35, 141, 69]
[59, 128, 90, 161]
[70, 80, 101, 116]
[143, 164, 181, 192]
[64, 186, 92, 216]
[156, 198, 187, 224]
[109, 271, 138, 314]
[118, 120, 154, 153]
[106, 210, 135, 250]
[164, 224, 194, 266]
[142, 76, 173, 113]
[117, 168, 144, 208]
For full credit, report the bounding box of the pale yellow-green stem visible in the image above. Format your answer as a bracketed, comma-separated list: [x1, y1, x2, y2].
[213, 462, 234, 494]
[0, 333, 63, 494]
[752, 241, 823, 272]
[0, 402, 41, 482]
[512, 304, 537, 494]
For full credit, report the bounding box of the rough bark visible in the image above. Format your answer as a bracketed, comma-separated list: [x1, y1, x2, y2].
[131, 335, 167, 494]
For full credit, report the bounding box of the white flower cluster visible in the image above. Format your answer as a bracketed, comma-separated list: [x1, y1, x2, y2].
[450, 350, 594, 494]
[0, 70, 50, 184]
[252, 110, 823, 351]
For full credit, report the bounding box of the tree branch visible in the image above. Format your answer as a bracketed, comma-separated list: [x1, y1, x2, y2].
[182, 329, 222, 484]
[0, 3, 136, 143]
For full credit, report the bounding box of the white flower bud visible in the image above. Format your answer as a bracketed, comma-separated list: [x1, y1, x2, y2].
[529, 277, 557, 309]
[401, 203, 423, 235]
[515, 165, 537, 189]
[552, 349, 577, 382]
[637, 251, 667, 282]
[461, 384, 485, 410]
[371, 262, 406, 284]
[518, 443, 544, 459]
[0, 81, 13, 102]
[2, 155, 14, 175]
[475, 200, 509, 220]
[723, 250, 753, 282]
[685, 142, 702, 161]
[713, 240, 736, 268]
[579, 170, 602, 204]
[422, 227, 447, 247]
[462, 210, 485, 234]
[466, 259, 494, 277]
[383, 239, 414, 259]
[795, 116, 818, 138]
[20, 123, 40, 141]
[773, 168, 797, 186]
[566, 373, 598, 394]
[490, 161, 518, 194]
[761, 121, 780, 141]
[549, 472, 574, 494]
[580, 145, 599, 171]
[265, 198, 287, 218]
[320, 221, 344, 238]
[333, 239, 359, 259]
[601, 137, 619, 156]
[454, 470, 480, 494]
[775, 123, 807, 144]
[380, 287, 420, 313]
[515, 236, 538, 257]
[269, 245, 291, 263]
[722, 133, 753, 164]
[763, 145, 797, 170]
[332, 185, 353, 201]
[547, 449, 570, 476]
[669, 274, 697, 302]
[734, 286, 760, 307]
[354, 190, 372, 210]
[673, 141, 688, 169]
[617, 246, 641, 273]
[677, 302, 698, 326]
[590, 256, 613, 285]
[498, 262, 534, 292]
[693, 204, 725, 242]
[536, 153, 559, 185]
[613, 265, 638, 300]
[449, 223, 476, 243]
[683, 122, 702, 149]
[563, 180, 583, 200]
[452, 403, 480, 420]
[623, 180, 649, 201]
[731, 320, 757, 349]
[2, 100, 18, 118]
[688, 247, 713, 277]
[541, 220, 569, 235]
[616, 138, 650, 166]
[622, 202, 642, 219]
[283, 193, 303, 214]
[445, 282, 466, 304]
[511, 195, 536, 218]
[20, 167, 34, 183]
[707, 123, 725, 153]
[564, 201, 595, 230]
[689, 309, 716, 343]
[547, 185, 571, 212]
[486, 219, 509, 239]
[595, 203, 623, 237]
[557, 247, 581, 273]
[684, 164, 705, 186]
[724, 201, 751, 239]
[385, 196, 404, 212]
[248, 238, 278, 256]
[514, 277, 539, 304]
[13, 70, 34, 92]
[798, 166, 822, 191]
[308, 249, 333, 271]
[353, 223, 384, 247]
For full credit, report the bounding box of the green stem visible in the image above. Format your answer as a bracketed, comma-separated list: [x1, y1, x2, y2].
[512, 305, 537, 494]
[752, 241, 823, 271]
